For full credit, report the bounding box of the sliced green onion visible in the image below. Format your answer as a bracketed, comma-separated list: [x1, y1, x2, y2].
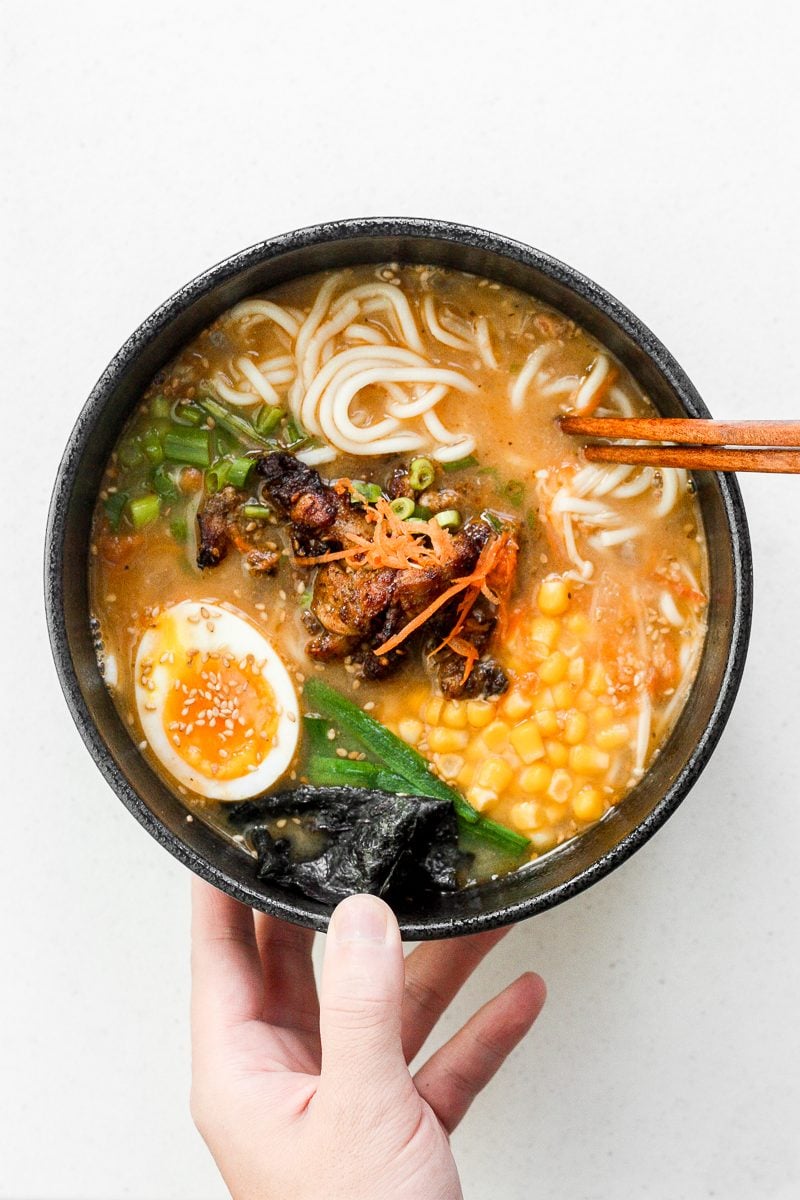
[352, 480, 383, 504]
[169, 517, 188, 542]
[205, 461, 230, 493]
[151, 463, 180, 501]
[434, 509, 461, 530]
[195, 393, 275, 449]
[104, 491, 129, 531]
[164, 428, 211, 468]
[150, 394, 171, 419]
[408, 456, 435, 491]
[282, 415, 309, 449]
[170, 399, 205, 426]
[299, 589, 313, 611]
[128, 493, 161, 530]
[118, 439, 144, 469]
[255, 404, 284, 436]
[241, 503, 273, 521]
[389, 497, 415, 520]
[413, 503, 432, 521]
[502, 479, 526, 507]
[141, 428, 164, 466]
[226, 456, 255, 489]
[442, 454, 478, 473]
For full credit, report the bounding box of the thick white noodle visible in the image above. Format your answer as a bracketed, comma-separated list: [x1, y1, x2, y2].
[344, 323, 388, 345]
[227, 300, 300, 338]
[299, 346, 427, 433]
[331, 367, 475, 445]
[475, 316, 498, 369]
[214, 374, 262, 408]
[432, 437, 478, 463]
[296, 445, 337, 466]
[574, 355, 610, 412]
[561, 512, 594, 579]
[510, 344, 552, 410]
[540, 375, 580, 397]
[635, 694, 652, 772]
[294, 274, 347, 382]
[590, 526, 642, 547]
[236, 357, 280, 404]
[654, 467, 687, 517]
[387, 383, 448, 419]
[614, 468, 655, 498]
[332, 283, 424, 353]
[301, 299, 360, 386]
[422, 294, 474, 352]
[659, 591, 684, 628]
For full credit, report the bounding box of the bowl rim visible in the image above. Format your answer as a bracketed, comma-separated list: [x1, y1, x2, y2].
[44, 216, 753, 938]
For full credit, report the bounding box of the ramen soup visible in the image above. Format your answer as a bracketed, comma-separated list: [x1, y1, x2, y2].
[89, 264, 708, 902]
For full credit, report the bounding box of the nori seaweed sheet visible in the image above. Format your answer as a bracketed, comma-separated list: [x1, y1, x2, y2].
[228, 785, 463, 905]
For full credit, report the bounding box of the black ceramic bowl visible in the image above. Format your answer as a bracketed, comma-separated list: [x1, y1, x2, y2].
[45, 218, 752, 939]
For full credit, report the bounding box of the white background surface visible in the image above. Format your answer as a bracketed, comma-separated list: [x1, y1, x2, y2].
[2, 2, 799, 1197]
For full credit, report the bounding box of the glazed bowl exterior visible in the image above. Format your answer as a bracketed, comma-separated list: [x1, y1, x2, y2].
[45, 218, 752, 938]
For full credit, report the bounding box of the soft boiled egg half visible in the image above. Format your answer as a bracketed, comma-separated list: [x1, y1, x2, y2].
[134, 600, 299, 801]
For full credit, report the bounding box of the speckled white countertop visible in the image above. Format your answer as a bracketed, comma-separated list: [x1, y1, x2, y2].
[3, 2, 799, 1196]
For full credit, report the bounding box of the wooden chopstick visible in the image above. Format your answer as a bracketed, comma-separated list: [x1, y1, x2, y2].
[582, 444, 800, 473]
[559, 417, 800, 446]
[559, 416, 800, 473]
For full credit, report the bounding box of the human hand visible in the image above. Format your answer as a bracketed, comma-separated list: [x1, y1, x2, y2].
[190, 880, 545, 1200]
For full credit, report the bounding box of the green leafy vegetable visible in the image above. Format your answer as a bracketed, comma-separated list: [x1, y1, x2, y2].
[104, 491, 129, 531]
[442, 454, 478, 473]
[303, 678, 530, 854]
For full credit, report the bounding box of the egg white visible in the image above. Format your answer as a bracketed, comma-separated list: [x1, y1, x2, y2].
[134, 600, 299, 801]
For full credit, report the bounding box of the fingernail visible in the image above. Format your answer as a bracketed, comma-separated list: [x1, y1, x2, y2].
[332, 894, 389, 943]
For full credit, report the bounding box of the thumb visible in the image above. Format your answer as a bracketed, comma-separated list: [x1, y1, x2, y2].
[318, 894, 408, 1099]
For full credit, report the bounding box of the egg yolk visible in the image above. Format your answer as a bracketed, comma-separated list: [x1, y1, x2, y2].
[161, 651, 281, 781]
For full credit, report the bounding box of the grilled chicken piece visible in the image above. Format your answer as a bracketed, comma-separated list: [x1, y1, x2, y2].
[197, 487, 280, 573]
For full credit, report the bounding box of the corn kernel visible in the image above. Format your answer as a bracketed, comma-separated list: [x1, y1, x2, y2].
[428, 726, 469, 754]
[466, 699, 495, 728]
[530, 616, 560, 651]
[539, 650, 568, 686]
[547, 768, 572, 803]
[587, 663, 608, 695]
[553, 681, 577, 710]
[466, 785, 496, 812]
[537, 577, 570, 617]
[457, 762, 474, 788]
[568, 744, 610, 776]
[502, 689, 533, 721]
[596, 723, 631, 751]
[568, 656, 586, 686]
[532, 688, 556, 712]
[535, 709, 560, 736]
[593, 706, 615, 730]
[545, 801, 569, 823]
[572, 785, 605, 822]
[563, 710, 589, 745]
[398, 718, 423, 746]
[476, 756, 514, 794]
[483, 720, 510, 752]
[442, 700, 468, 729]
[566, 612, 589, 635]
[545, 739, 569, 767]
[575, 688, 595, 712]
[434, 753, 465, 780]
[510, 800, 542, 831]
[520, 762, 552, 793]
[423, 696, 443, 724]
[509, 719, 545, 763]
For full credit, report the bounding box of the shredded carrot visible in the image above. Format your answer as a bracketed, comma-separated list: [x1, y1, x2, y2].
[296, 497, 458, 572]
[377, 532, 512, 661]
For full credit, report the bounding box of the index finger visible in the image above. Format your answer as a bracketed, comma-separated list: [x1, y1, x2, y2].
[190, 876, 263, 1045]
